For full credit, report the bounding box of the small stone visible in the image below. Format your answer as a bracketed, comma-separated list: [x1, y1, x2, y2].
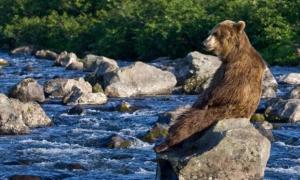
[92, 83, 104, 93]
[68, 105, 85, 115]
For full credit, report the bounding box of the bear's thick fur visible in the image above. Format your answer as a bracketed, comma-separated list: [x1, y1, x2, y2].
[155, 20, 266, 153]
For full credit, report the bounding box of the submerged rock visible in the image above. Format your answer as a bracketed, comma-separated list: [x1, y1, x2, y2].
[156, 118, 271, 180]
[279, 73, 300, 84]
[141, 123, 169, 143]
[44, 78, 92, 98]
[104, 61, 177, 97]
[11, 46, 34, 56]
[9, 78, 45, 103]
[35, 49, 58, 60]
[68, 105, 85, 115]
[265, 98, 300, 123]
[0, 58, 9, 66]
[55, 51, 77, 67]
[103, 135, 133, 149]
[63, 86, 107, 105]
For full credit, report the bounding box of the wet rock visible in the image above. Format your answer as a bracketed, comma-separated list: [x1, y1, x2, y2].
[117, 101, 138, 113]
[104, 61, 177, 97]
[256, 121, 274, 142]
[10, 99, 52, 128]
[0, 58, 9, 66]
[9, 175, 43, 180]
[44, 78, 92, 98]
[10, 46, 34, 56]
[35, 49, 58, 60]
[141, 123, 168, 143]
[265, 98, 300, 123]
[68, 105, 85, 115]
[84, 72, 98, 86]
[83, 54, 118, 72]
[23, 64, 34, 72]
[0, 94, 29, 135]
[94, 57, 119, 79]
[54, 162, 86, 171]
[290, 85, 300, 99]
[250, 113, 266, 123]
[92, 83, 104, 93]
[55, 51, 77, 67]
[103, 135, 133, 149]
[279, 73, 300, 84]
[9, 78, 45, 103]
[63, 86, 107, 105]
[156, 118, 271, 180]
[262, 68, 278, 98]
[66, 61, 84, 70]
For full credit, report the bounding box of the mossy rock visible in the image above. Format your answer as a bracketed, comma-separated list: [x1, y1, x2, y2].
[0, 59, 9, 66]
[117, 101, 138, 113]
[92, 83, 104, 93]
[183, 75, 209, 94]
[106, 135, 132, 149]
[250, 113, 266, 123]
[141, 123, 169, 143]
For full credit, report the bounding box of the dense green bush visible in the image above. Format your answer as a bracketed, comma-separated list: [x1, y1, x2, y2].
[0, 0, 299, 65]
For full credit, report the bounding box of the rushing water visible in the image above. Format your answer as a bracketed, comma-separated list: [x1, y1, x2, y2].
[0, 52, 299, 180]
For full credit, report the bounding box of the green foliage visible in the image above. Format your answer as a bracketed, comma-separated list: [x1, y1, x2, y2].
[0, 0, 299, 65]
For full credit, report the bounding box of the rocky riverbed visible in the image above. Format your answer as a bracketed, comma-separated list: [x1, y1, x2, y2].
[0, 51, 300, 179]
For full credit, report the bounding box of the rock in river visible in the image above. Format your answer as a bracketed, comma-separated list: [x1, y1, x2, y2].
[44, 78, 92, 98]
[35, 49, 58, 60]
[156, 118, 271, 180]
[9, 78, 45, 103]
[104, 61, 177, 97]
[55, 51, 77, 67]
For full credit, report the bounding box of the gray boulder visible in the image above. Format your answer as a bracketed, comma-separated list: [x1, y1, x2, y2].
[0, 94, 29, 134]
[0, 94, 51, 135]
[83, 54, 118, 72]
[156, 118, 271, 180]
[10, 99, 52, 128]
[11, 46, 34, 56]
[261, 68, 278, 98]
[9, 78, 45, 103]
[55, 51, 77, 67]
[44, 78, 92, 98]
[279, 73, 300, 84]
[265, 98, 300, 123]
[104, 61, 177, 97]
[63, 86, 107, 105]
[35, 50, 58, 60]
[290, 85, 300, 99]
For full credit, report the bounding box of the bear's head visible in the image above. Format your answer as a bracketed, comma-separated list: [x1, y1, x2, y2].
[203, 20, 247, 58]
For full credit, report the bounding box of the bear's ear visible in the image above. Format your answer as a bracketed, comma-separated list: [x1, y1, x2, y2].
[235, 21, 246, 33]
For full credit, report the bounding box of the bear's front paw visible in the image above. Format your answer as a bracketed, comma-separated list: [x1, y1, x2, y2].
[154, 143, 169, 153]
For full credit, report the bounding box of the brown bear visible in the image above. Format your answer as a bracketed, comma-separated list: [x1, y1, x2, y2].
[154, 20, 266, 153]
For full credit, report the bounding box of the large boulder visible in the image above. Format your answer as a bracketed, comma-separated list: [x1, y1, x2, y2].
[55, 51, 77, 67]
[83, 54, 118, 72]
[156, 118, 271, 180]
[10, 46, 34, 56]
[35, 50, 58, 60]
[9, 78, 45, 103]
[265, 98, 300, 123]
[0, 94, 29, 134]
[104, 61, 177, 97]
[44, 78, 92, 98]
[176, 52, 221, 93]
[289, 85, 300, 99]
[279, 73, 300, 84]
[63, 86, 107, 105]
[261, 68, 278, 98]
[10, 99, 52, 128]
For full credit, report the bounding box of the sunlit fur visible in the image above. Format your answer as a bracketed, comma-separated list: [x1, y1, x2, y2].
[155, 20, 266, 153]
